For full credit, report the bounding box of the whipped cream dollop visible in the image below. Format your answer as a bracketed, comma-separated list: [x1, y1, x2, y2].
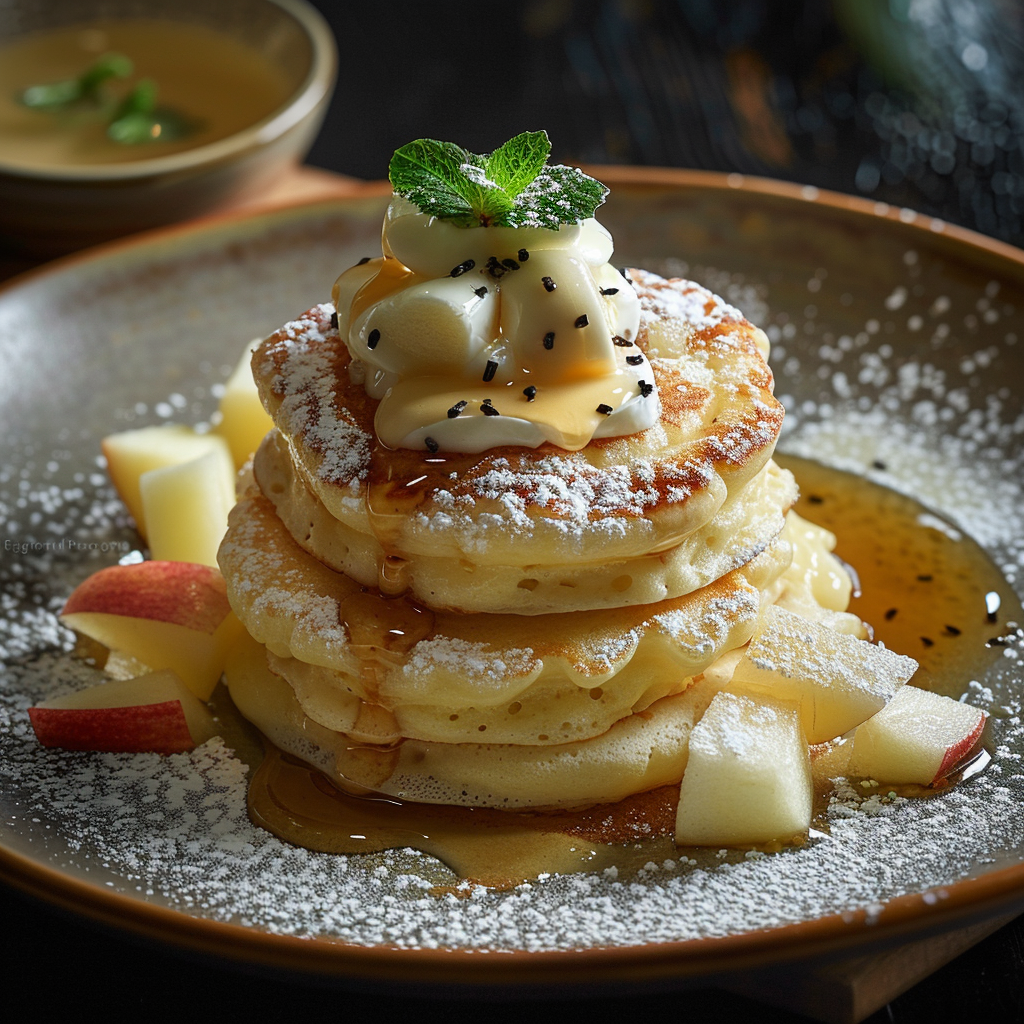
[332, 197, 661, 453]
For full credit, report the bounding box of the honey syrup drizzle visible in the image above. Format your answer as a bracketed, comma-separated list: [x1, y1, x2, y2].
[247, 457, 1022, 886]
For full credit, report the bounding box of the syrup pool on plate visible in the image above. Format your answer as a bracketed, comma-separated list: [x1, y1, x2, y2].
[241, 457, 1022, 888]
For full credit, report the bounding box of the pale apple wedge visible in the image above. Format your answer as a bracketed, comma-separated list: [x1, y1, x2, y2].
[102, 424, 233, 537]
[848, 685, 987, 785]
[29, 669, 218, 754]
[675, 691, 812, 847]
[213, 338, 274, 469]
[140, 448, 235, 566]
[728, 605, 918, 743]
[61, 561, 243, 700]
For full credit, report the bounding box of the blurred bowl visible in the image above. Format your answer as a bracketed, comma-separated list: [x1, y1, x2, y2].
[0, 0, 336, 256]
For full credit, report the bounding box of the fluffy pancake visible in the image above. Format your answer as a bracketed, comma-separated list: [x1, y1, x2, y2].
[225, 629, 720, 810]
[218, 483, 791, 746]
[255, 426, 797, 614]
[221, 503, 861, 809]
[251, 269, 783, 571]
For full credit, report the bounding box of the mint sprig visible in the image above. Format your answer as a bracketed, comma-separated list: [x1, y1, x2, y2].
[388, 131, 607, 229]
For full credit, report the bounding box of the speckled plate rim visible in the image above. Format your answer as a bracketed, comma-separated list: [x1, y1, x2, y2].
[2, 168, 1024, 987]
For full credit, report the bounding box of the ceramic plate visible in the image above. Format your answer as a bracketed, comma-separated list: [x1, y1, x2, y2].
[2, 172, 1023, 986]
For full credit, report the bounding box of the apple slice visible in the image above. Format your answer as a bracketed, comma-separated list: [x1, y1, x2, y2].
[847, 685, 987, 785]
[61, 561, 242, 700]
[728, 605, 918, 743]
[102, 424, 233, 538]
[28, 669, 218, 753]
[675, 691, 812, 847]
[140, 448, 235, 566]
[213, 338, 274, 469]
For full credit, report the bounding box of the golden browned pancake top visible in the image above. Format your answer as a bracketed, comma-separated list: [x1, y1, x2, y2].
[252, 270, 784, 564]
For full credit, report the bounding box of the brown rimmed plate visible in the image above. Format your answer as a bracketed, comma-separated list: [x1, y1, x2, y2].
[1, 170, 1023, 988]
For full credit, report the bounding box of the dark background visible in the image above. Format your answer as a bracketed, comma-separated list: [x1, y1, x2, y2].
[303, 0, 1024, 247]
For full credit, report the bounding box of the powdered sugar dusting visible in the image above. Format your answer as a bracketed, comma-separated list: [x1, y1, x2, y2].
[401, 638, 541, 682]
[633, 267, 746, 333]
[420, 454, 669, 553]
[258, 305, 371, 490]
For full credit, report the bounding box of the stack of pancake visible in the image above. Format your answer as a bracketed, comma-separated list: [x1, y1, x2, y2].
[219, 269, 860, 811]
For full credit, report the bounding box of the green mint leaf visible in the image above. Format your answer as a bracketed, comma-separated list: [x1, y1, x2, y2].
[484, 130, 550, 200]
[390, 140, 508, 227]
[390, 131, 607, 229]
[498, 163, 609, 229]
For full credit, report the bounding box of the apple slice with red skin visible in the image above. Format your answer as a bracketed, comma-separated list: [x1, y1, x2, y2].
[29, 669, 218, 754]
[61, 561, 243, 701]
[848, 685, 987, 785]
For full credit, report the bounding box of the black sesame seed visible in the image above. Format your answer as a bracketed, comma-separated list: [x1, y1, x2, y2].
[541, 276, 556, 292]
[424, 437, 439, 453]
[885, 608, 898, 620]
[523, 385, 537, 401]
[921, 636, 935, 647]
[450, 259, 475, 277]
[918, 574, 933, 582]
[447, 400, 468, 419]
[543, 332, 555, 350]
[367, 328, 381, 349]
[518, 248, 530, 261]
[483, 359, 498, 382]
[639, 380, 654, 398]
[485, 256, 506, 278]
[612, 335, 633, 347]
[600, 287, 619, 296]
[626, 354, 643, 366]
[807, 494, 825, 504]
[357, 256, 372, 266]
[872, 460, 887, 471]
[944, 624, 962, 636]
[501, 258, 520, 271]
[481, 403, 500, 416]
[596, 403, 613, 415]
[574, 314, 589, 328]
[330, 310, 339, 330]
[474, 286, 488, 297]
[988, 637, 1007, 647]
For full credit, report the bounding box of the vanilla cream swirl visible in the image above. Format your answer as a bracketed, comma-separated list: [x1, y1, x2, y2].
[332, 197, 661, 453]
